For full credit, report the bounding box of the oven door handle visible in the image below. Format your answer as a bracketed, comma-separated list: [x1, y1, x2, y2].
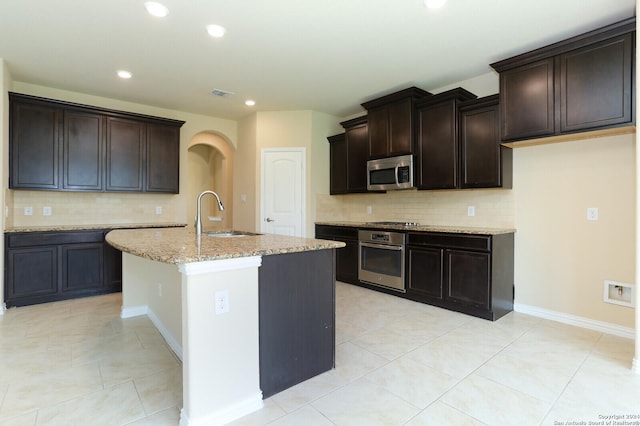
[359, 242, 404, 251]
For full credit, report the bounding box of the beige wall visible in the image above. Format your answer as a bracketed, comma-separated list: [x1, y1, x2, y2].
[7, 82, 238, 227]
[514, 134, 635, 328]
[235, 110, 340, 236]
[233, 114, 258, 232]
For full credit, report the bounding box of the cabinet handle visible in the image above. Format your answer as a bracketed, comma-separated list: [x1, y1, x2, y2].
[265, 217, 275, 222]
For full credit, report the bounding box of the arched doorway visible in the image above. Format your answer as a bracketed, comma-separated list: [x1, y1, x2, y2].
[187, 132, 234, 231]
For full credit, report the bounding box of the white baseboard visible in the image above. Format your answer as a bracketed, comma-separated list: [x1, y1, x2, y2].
[514, 302, 635, 339]
[147, 307, 183, 361]
[120, 304, 183, 361]
[179, 392, 264, 426]
[121, 305, 148, 318]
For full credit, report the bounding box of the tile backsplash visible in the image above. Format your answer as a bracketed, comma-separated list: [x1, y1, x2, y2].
[316, 188, 515, 229]
[9, 190, 182, 228]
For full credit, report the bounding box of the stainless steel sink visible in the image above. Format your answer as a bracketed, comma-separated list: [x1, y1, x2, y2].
[205, 230, 262, 238]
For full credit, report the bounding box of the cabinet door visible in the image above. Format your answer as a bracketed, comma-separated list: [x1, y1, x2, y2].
[446, 249, 490, 309]
[407, 246, 443, 299]
[500, 58, 555, 140]
[560, 33, 633, 133]
[64, 110, 104, 191]
[367, 106, 389, 158]
[328, 134, 348, 195]
[6, 247, 58, 304]
[460, 102, 501, 188]
[106, 117, 145, 191]
[417, 101, 457, 189]
[345, 123, 369, 192]
[336, 239, 359, 284]
[61, 243, 104, 292]
[146, 123, 180, 193]
[104, 240, 122, 291]
[10, 100, 60, 189]
[388, 99, 413, 156]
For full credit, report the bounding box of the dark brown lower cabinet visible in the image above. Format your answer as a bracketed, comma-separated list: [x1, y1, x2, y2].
[315, 225, 359, 285]
[407, 232, 514, 320]
[258, 249, 335, 398]
[4, 230, 122, 307]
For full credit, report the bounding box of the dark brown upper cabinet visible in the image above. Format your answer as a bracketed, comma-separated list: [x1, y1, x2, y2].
[491, 17, 635, 143]
[10, 98, 61, 190]
[146, 123, 181, 193]
[459, 95, 512, 189]
[106, 117, 145, 192]
[64, 110, 104, 191]
[361, 87, 431, 159]
[327, 133, 348, 195]
[416, 88, 477, 190]
[327, 116, 369, 195]
[9, 93, 184, 193]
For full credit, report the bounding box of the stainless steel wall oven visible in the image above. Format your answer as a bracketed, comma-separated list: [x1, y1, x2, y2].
[358, 229, 406, 292]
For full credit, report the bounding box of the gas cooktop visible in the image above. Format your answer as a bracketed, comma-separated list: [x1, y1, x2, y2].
[366, 221, 421, 227]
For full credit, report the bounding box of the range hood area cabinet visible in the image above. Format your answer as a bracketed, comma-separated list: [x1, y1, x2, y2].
[491, 17, 635, 143]
[362, 87, 432, 159]
[327, 116, 369, 195]
[9, 93, 184, 193]
[416, 89, 512, 190]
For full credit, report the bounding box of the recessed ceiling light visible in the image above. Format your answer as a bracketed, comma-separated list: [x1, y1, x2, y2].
[206, 24, 226, 38]
[117, 70, 132, 79]
[424, 0, 447, 9]
[245, 100, 256, 106]
[144, 2, 169, 17]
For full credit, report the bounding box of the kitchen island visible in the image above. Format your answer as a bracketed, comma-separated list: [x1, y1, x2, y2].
[106, 227, 344, 426]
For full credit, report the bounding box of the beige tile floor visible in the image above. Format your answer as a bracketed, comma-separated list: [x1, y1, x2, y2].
[1, 282, 639, 425]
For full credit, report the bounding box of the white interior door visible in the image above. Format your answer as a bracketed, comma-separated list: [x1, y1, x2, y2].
[261, 148, 305, 237]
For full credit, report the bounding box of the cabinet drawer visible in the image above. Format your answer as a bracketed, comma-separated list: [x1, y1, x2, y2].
[407, 232, 491, 251]
[7, 230, 105, 248]
[315, 225, 358, 240]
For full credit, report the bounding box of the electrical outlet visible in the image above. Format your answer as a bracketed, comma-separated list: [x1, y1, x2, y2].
[43, 206, 52, 216]
[215, 290, 230, 315]
[367, 205, 372, 215]
[467, 205, 475, 217]
[155, 206, 162, 215]
[24, 206, 33, 216]
[587, 207, 599, 221]
[157, 283, 162, 297]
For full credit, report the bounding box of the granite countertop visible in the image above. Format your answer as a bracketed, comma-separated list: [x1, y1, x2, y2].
[106, 227, 345, 264]
[315, 221, 516, 235]
[4, 223, 188, 233]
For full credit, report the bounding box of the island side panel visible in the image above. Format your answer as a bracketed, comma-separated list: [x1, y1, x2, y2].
[258, 249, 336, 398]
[180, 260, 263, 425]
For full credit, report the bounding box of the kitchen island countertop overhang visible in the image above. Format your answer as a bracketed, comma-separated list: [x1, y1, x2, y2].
[106, 226, 345, 264]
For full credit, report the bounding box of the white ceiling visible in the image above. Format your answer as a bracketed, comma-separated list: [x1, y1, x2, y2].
[0, 0, 635, 121]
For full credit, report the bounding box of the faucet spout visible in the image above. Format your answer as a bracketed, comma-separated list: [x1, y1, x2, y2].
[195, 190, 225, 235]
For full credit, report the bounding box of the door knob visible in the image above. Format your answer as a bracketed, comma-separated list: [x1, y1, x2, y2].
[265, 217, 275, 222]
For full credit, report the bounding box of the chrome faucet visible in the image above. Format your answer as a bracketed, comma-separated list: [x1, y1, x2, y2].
[195, 190, 225, 235]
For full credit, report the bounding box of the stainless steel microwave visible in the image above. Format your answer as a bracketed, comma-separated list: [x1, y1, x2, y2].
[367, 154, 414, 191]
